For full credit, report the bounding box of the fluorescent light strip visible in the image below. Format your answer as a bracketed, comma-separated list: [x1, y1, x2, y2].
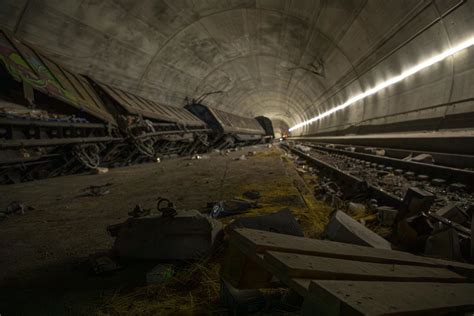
[289, 36, 474, 132]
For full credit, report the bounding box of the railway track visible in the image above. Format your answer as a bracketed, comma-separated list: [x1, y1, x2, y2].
[282, 142, 473, 238]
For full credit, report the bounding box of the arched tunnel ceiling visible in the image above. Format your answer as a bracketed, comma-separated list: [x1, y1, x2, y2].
[1, 0, 473, 133]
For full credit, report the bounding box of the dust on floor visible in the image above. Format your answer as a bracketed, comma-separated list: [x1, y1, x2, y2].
[0, 146, 333, 315]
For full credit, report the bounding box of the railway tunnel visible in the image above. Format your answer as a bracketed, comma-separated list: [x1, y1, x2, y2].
[1, 0, 474, 314]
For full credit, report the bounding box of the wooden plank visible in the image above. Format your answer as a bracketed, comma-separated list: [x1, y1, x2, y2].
[264, 251, 466, 283]
[305, 280, 474, 315]
[231, 228, 474, 275]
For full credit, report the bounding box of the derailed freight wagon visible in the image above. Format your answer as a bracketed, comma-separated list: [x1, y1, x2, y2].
[0, 30, 120, 183]
[89, 82, 210, 163]
[185, 102, 266, 149]
[255, 116, 275, 143]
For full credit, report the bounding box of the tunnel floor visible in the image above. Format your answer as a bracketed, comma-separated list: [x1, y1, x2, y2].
[0, 145, 332, 314]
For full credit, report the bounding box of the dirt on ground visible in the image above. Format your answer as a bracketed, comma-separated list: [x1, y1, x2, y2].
[0, 145, 332, 315]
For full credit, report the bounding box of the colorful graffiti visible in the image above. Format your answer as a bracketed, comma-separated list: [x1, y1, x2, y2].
[0, 32, 80, 106]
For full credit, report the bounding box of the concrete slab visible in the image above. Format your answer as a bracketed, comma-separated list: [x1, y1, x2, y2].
[324, 211, 392, 249]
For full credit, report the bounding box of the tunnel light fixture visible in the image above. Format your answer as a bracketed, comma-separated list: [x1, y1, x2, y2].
[289, 36, 474, 132]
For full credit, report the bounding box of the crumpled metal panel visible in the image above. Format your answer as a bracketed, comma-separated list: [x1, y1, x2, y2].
[98, 83, 206, 127]
[0, 30, 116, 125]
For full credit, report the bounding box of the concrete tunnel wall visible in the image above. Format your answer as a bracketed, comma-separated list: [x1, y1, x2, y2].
[0, 0, 473, 136]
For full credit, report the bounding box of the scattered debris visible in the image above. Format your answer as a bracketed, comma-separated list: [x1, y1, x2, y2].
[226, 209, 304, 237]
[397, 213, 434, 251]
[92, 167, 109, 174]
[324, 210, 392, 249]
[211, 199, 256, 218]
[128, 204, 151, 218]
[411, 154, 435, 164]
[247, 151, 257, 156]
[436, 204, 469, 225]
[377, 206, 398, 226]
[235, 154, 247, 161]
[402, 187, 434, 216]
[157, 198, 178, 218]
[146, 264, 175, 284]
[375, 149, 385, 156]
[347, 202, 367, 217]
[82, 183, 112, 197]
[425, 228, 462, 261]
[5, 201, 27, 215]
[295, 144, 311, 152]
[242, 190, 261, 200]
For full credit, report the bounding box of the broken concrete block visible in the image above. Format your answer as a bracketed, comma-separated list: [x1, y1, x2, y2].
[402, 187, 435, 215]
[112, 210, 223, 260]
[324, 211, 391, 249]
[227, 209, 304, 237]
[146, 264, 174, 284]
[425, 228, 462, 261]
[220, 279, 265, 314]
[377, 206, 398, 227]
[397, 214, 434, 251]
[436, 204, 469, 225]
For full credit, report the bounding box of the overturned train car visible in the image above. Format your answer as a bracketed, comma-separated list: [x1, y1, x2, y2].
[185, 102, 268, 149]
[255, 116, 275, 143]
[89, 82, 210, 164]
[0, 30, 120, 184]
[0, 30, 274, 184]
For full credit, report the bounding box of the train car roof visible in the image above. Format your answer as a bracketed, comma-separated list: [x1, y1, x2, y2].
[97, 83, 207, 127]
[0, 30, 116, 125]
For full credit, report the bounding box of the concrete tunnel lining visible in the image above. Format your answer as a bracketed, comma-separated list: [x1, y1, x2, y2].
[0, 0, 473, 135]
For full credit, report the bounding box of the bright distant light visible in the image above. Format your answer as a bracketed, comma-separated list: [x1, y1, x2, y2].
[289, 36, 474, 132]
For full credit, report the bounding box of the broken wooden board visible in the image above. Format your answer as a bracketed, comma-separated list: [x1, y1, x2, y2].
[230, 228, 474, 275]
[304, 280, 474, 315]
[263, 251, 466, 283]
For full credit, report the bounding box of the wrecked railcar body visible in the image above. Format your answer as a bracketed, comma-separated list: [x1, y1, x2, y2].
[185, 102, 267, 149]
[89, 82, 210, 163]
[0, 30, 121, 183]
[0, 30, 275, 184]
[255, 116, 275, 143]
